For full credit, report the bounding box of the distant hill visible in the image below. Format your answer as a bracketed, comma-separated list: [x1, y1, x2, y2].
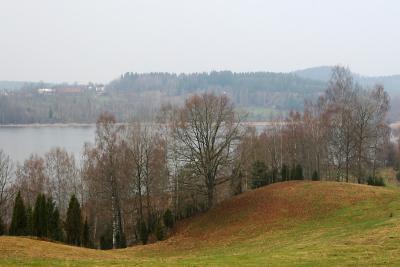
[0, 69, 398, 124]
[1, 181, 400, 266]
[293, 66, 400, 96]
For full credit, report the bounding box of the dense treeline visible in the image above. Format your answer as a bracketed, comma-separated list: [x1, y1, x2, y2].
[0, 71, 325, 124]
[0, 67, 399, 250]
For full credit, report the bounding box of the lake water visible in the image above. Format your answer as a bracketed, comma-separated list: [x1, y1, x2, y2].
[0, 122, 399, 165]
[0, 125, 95, 164]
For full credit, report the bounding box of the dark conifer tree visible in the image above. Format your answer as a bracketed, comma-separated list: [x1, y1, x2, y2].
[25, 206, 33, 236]
[163, 209, 174, 228]
[49, 207, 63, 242]
[290, 165, 297, 181]
[138, 220, 149, 245]
[0, 216, 4, 235]
[33, 194, 47, 238]
[251, 160, 269, 189]
[281, 164, 289, 181]
[312, 170, 320, 181]
[9, 191, 27, 236]
[295, 164, 304, 180]
[65, 194, 82, 246]
[82, 217, 90, 248]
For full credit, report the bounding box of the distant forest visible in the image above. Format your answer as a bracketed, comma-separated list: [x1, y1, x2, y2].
[0, 70, 399, 124]
[0, 72, 325, 124]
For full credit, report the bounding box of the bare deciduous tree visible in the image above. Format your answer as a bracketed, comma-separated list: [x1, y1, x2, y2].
[170, 93, 241, 209]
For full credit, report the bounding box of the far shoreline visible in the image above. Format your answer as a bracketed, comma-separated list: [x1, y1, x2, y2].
[0, 121, 399, 130]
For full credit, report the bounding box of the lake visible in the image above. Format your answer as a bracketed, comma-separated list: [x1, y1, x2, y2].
[0, 125, 95, 164]
[0, 122, 399, 165]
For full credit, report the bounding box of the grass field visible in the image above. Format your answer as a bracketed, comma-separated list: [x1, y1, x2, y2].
[1, 180, 400, 266]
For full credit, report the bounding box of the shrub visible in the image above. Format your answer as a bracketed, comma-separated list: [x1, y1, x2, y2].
[281, 164, 289, 181]
[155, 221, 165, 241]
[82, 218, 90, 248]
[138, 220, 149, 245]
[116, 231, 127, 248]
[163, 209, 174, 228]
[367, 176, 385, 187]
[312, 171, 320, 181]
[251, 160, 269, 188]
[295, 164, 304, 180]
[0, 216, 4, 235]
[100, 227, 113, 250]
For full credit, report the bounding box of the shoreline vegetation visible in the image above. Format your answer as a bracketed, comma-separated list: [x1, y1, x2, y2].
[0, 121, 399, 130]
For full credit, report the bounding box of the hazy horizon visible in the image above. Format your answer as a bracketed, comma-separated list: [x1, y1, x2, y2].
[1, 0, 399, 83]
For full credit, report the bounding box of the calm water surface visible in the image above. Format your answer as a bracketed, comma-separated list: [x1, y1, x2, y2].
[0, 125, 95, 164]
[0, 122, 398, 164]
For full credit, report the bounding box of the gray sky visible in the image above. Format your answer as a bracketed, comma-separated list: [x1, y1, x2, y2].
[0, 0, 399, 83]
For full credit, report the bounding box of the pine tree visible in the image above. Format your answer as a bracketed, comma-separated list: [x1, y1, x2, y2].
[312, 170, 320, 181]
[33, 194, 48, 238]
[46, 196, 63, 241]
[9, 191, 27, 236]
[25, 206, 33, 236]
[0, 216, 4, 235]
[65, 195, 82, 246]
[295, 164, 304, 180]
[138, 220, 148, 245]
[49, 207, 63, 242]
[281, 164, 289, 181]
[155, 220, 165, 241]
[251, 160, 269, 189]
[290, 165, 296, 180]
[82, 217, 90, 248]
[163, 209, 174, 228]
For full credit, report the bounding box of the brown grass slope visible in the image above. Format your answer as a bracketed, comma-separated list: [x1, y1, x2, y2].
[0, 181, 395, 264]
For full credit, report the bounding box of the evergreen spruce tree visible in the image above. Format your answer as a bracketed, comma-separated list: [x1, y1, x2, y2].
[138, 220, 149, 245]
[25, 206, 33, 236]
[295, 164, 304, 180]
[46, 196, 63, 241]
[155, 220, 165, 241]
[163, 209, 174, 228]
[0, 216, 4, 235]
[251, 160, 269, 189]
[312, 170, 320, 181]
[281, 164, 289, 181]
[82, 217, 90, 248]
[290, 165, 296, 180]
[65, 195, 82, 246]
[49, 207, 63, 242]
[9, 191, 27, 236]
[33, 194, 48, 238]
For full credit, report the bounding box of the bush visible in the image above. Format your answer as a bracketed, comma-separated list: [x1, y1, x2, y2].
[116, 231, 127, 248]
[163, 209, 174, 228]
[155, 221, 165, 241]
[295, 164, 304, 180]
[312, 171, 320, 181]
[367, 176, 385, 187]
[281, 164, 289, 181]
[138, 220, 148, 245]
[100, 227, 113, 250]
[251, 160, 269, 188]
[0, 217, 4, 235]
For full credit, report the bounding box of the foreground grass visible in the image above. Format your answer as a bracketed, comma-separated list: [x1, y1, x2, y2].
[1, 181, 400, 266]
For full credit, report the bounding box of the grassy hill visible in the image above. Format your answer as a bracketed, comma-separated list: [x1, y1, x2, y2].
[1, 181, 400, 266]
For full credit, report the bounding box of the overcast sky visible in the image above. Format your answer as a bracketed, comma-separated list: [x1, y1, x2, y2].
[0, 0, 399, 83]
